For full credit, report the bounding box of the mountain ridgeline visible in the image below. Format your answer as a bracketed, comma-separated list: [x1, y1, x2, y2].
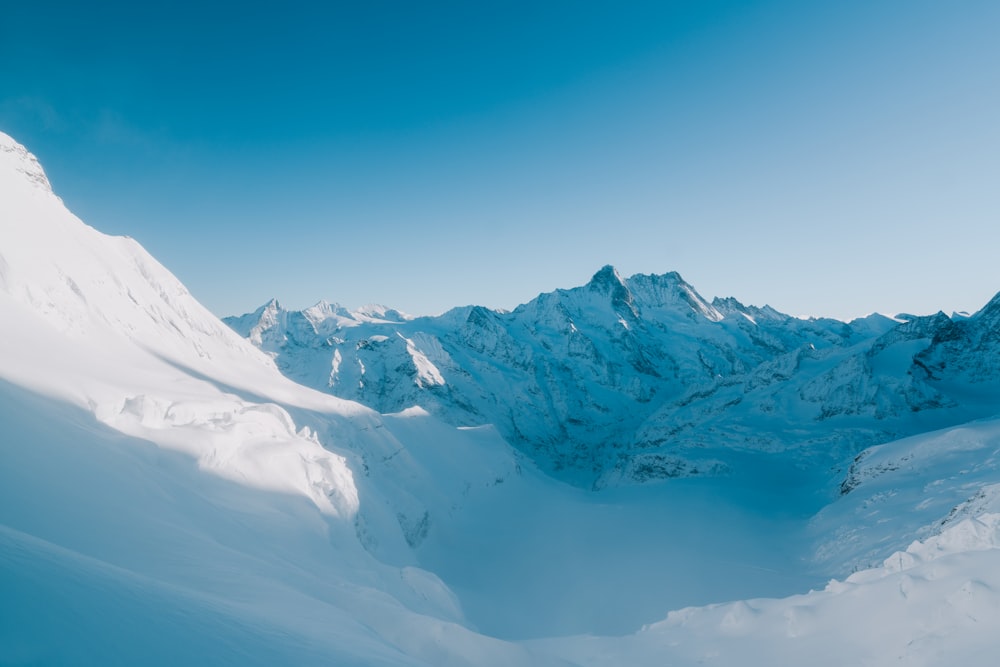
[226, 266, 1000, 487]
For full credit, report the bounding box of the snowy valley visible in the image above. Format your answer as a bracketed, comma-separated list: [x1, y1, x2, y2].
[3, 131, 1000, 665]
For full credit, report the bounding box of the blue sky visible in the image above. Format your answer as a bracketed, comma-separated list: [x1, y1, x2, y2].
[3, 1, 999, 319]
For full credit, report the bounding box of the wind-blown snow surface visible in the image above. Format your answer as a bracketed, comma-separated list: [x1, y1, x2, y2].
[4, 130, 1000, 665]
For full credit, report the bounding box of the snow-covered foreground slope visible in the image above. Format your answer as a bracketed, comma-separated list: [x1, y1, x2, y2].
[0, 382, 489, 667]
[812, 415, 1000, 575]
[533, 513, 1000, 666]
[0, 132, 567, 666]
[530, 419, 1000, 665]
[4, 130, 1000, 665]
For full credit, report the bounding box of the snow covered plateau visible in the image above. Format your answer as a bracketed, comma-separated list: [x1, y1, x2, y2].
[3, 130, 1000, 665]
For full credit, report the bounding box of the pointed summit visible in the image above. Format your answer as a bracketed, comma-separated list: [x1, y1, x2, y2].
[588, 264, 625, 290]
[0, 131, 54, 193]
[256, 298, 283, 324]
[587, 265, 635, 313]
[222, 298, 286, 347]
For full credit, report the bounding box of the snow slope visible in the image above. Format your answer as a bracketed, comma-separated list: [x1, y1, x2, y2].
[812, 415, 1000, 575]
[0, 131, 567, 666]
[533, 513, 1000, 666]
[5, 130, 1000, 665]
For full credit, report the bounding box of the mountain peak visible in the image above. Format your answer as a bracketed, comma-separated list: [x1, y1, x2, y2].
[588, 264, 625, 289]
[587, 265, 634, 310]
[256, 298, 283, 320]
[0, 131, 53, 193]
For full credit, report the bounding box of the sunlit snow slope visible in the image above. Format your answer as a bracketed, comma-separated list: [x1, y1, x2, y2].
[0, 132, 564, 666]
[4, 131, 1000, 666]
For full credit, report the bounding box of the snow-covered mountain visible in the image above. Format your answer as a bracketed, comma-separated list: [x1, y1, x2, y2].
[0, 131, 557, 665]
[227, 265, 1000, 488]
[5, 130, 1000, 666]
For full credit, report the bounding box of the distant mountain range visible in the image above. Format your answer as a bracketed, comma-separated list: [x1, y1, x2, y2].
[227, 265, 1000, 488]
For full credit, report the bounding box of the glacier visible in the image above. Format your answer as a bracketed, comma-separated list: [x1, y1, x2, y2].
[3, 130, 1000, 665]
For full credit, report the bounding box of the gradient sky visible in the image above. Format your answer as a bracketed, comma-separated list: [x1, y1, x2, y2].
[3, 1, 999, 320]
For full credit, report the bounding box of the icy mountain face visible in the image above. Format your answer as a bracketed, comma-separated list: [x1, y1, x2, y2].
[913, 293, 1000, 387]
[229, 267, 1000, 486]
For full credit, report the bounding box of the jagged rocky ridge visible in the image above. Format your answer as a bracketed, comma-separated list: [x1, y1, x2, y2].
[227, 267, 1000, 487]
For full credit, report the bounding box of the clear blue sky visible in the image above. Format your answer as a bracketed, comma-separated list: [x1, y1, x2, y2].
[3, 1, 999, 319]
